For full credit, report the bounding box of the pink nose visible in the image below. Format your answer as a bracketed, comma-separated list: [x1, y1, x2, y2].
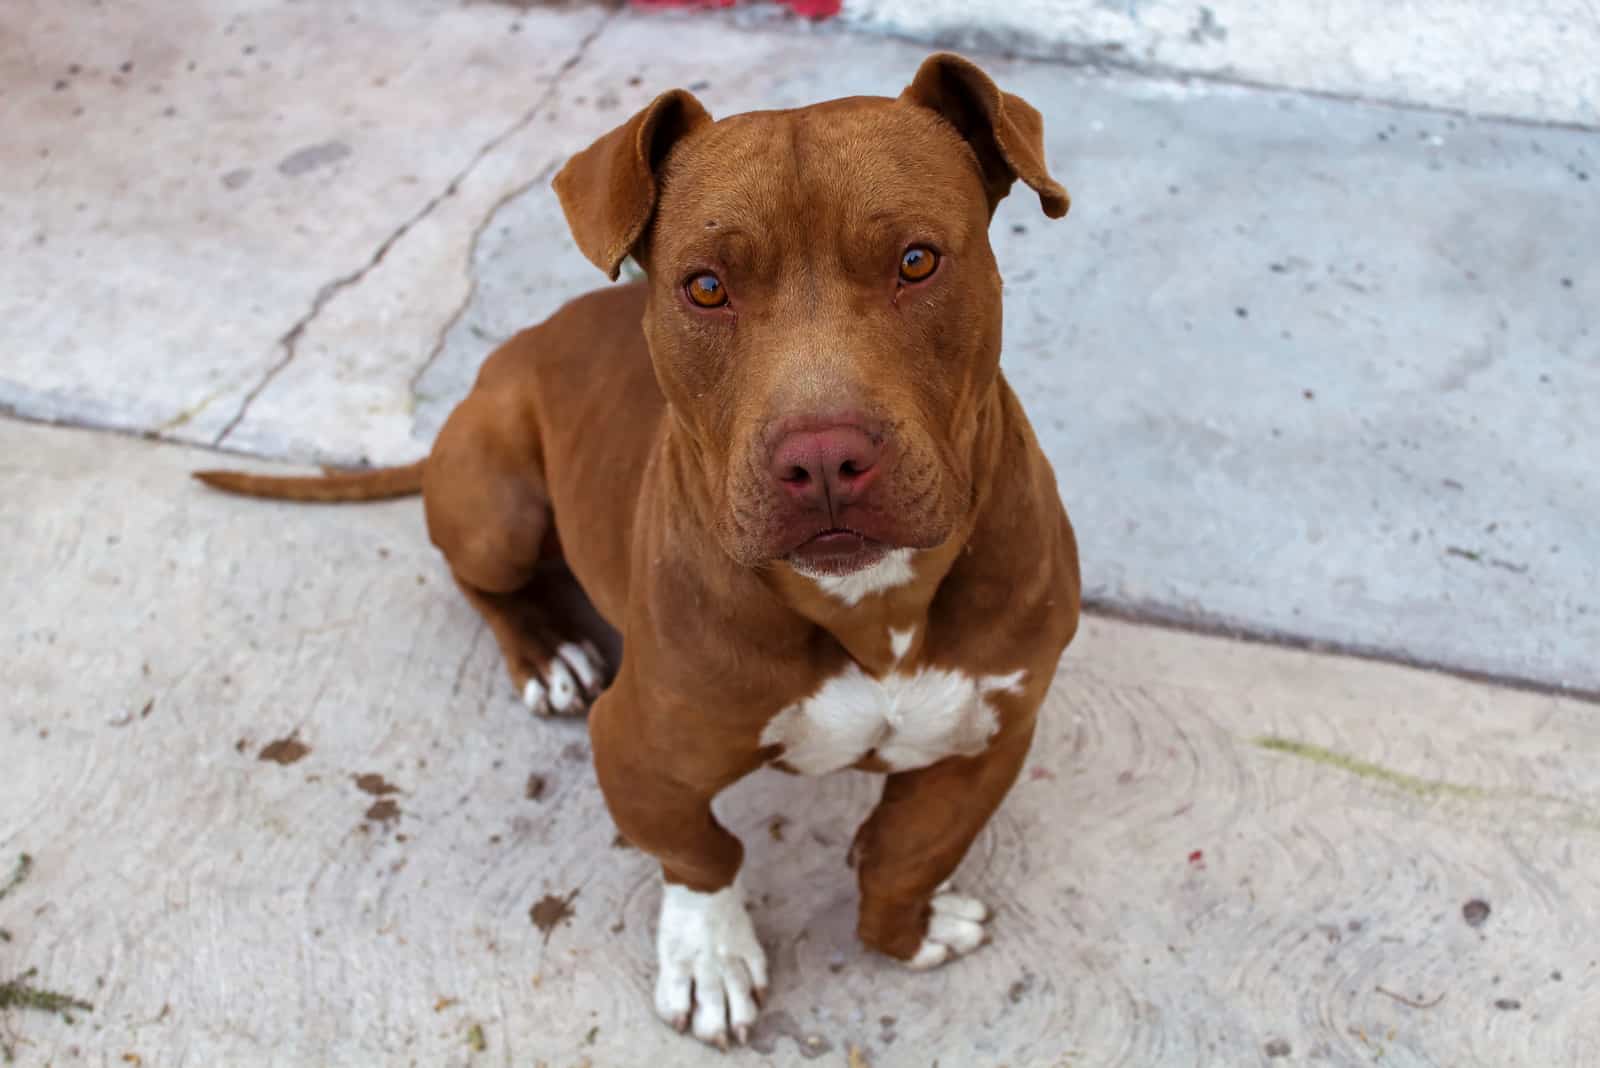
[769, 425, 884, 508]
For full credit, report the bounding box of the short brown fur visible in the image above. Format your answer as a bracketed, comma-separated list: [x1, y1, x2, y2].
[195, 53, 1081, 1043]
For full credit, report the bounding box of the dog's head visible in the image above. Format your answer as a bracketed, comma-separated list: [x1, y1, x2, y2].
[553, 54, 1068, 577]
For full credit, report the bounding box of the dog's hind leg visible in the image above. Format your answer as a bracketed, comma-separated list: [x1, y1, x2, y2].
[424, 385, 613, 716]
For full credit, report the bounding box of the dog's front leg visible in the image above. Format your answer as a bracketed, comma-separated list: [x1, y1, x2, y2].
[851, 721, 1036, 966]
[590, 689, 767, 1049]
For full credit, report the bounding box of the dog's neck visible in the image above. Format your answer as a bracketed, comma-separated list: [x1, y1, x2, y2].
[760, 376, 1012, 674]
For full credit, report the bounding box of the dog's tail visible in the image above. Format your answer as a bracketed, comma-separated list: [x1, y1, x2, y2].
[192, 459, 426, 503]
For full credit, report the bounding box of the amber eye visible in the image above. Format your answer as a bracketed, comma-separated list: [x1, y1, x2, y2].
[899, 246, 938, 283]
[685, 273, 727, 308]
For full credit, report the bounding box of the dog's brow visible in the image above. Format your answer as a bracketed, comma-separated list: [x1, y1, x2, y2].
[677, 227, 757, 272]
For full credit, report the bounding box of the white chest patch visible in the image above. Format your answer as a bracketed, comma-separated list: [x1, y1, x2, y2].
[808, 548, 916, 605]
[760, 661, 1026, 775]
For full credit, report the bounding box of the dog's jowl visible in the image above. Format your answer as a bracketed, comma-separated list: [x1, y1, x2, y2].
[196, 53, 1081, 1049]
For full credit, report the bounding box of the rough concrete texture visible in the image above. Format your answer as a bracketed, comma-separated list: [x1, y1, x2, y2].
[5, 420, 1598, 1066]
[841, 0, 1600, 127]
[0, 0, 608, 449]
[5, 4, 1597, 694]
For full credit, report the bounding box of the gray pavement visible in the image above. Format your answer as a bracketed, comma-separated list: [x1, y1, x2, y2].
[4, 2, 1600, 1063]
[3, 1, 1596, 693]
[5, 419, 1598, 1066]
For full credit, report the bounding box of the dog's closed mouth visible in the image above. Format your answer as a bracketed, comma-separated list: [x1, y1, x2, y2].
[788, 528, 889, 575]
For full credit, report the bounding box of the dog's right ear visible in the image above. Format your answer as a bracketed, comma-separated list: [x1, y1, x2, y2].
[552, 90, 713, 280]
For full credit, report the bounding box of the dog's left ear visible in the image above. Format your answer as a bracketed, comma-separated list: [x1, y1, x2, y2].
[900, 53, 1069, 219]
[553, 89, 714, 280]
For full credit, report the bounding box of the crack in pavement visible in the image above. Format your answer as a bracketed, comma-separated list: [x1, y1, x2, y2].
[210, 11, 619, 449]
[405, 158, 562, 402]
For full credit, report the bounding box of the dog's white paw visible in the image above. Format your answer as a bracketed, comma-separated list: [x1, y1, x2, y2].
[521, 641, 607, 717]
[905, 890, 990, 970]
[655, 880, 768, 1048]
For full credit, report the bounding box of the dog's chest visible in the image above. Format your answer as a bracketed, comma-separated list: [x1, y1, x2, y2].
[760, 650, 1025, 776]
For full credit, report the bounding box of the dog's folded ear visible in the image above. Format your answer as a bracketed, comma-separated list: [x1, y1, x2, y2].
[553, 90, 713, 280]
[900, 53, 1069, 220]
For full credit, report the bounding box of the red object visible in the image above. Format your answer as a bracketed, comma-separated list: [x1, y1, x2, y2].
[783, 0, 843, 15]
[630, 0, 840, 18]
[1187, 850, 1205, 865]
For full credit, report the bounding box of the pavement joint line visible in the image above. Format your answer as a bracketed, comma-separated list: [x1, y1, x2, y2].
[405, 160, 563, 401]
[1085, 597, 1600, 708]
[844, 19, 1600, 134]
[207, 8, 620, 450]
[8, 410, 1594, 708]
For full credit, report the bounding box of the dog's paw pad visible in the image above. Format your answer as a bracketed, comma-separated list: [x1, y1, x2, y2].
[905, 891, 990, 970]
[655, 881, 768, 1048]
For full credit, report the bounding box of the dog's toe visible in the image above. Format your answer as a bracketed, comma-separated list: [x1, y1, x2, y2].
[521, 677, 550, 716]
[905, 890, 991, 970]
[655, 880, 767, 1048]
[558, 640, 607, 698]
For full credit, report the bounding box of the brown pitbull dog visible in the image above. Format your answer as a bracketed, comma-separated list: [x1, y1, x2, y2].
[196, 53, 1080, 1048]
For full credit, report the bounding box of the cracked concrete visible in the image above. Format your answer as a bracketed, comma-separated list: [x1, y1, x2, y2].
[5, 418, 1599, 1065]
[0, 0, 609, 451]
[840, 0, 1600, 128]
[212, 11, 619, 460]
[3, 1, 1597, 695]
[5, 3, 1600, 1063]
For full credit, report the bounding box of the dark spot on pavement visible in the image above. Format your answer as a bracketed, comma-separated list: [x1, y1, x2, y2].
[1235, 306, 1248, 318]
[561, 741, 587, 762]
[1007, 970, 1035, 1004]
[1494, 998, 1521, 1011]
[354, 773, 399, 796]
[1463, 899, 1491, 927]
[277, 140, 351, 177]
[747, 1009, 834, 1058]
[525, 773, 546, 801]
[364, 799, 400, 824]
[221, 167, 252, 190]
[258, 737, 309, 765]
[1265, 1038, 1292, 1057]
[530, 889, 578, 943]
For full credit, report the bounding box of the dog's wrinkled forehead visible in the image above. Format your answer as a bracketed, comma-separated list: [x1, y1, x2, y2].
[648, 100, 991, 271]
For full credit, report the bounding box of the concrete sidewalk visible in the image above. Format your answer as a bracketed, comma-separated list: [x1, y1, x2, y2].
[4, 0, 1596, 694]
[5, 421, 1598, 1066]
[3, 0, 1599, 1064]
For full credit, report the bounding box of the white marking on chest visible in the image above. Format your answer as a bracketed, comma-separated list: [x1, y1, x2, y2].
[761, 661, 1026, 775]
[889, 626, 915, 661]
[807, 548, 916, 605]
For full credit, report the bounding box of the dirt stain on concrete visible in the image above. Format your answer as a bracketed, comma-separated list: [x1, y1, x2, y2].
[277, 140, 350, 177]
[364, 799, 400, 825]
[258, 736, 309, 765]
[354, 773, 399, 796]
[530, 889, 578, 944]
[1254, 735, 1600, 830]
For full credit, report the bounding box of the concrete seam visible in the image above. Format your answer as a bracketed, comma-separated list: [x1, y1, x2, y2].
[208, 10, 620, 450]
[838, 22, 1600, 134]
[404, 161, 561, 401]
[7, 398, 1596, 708]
